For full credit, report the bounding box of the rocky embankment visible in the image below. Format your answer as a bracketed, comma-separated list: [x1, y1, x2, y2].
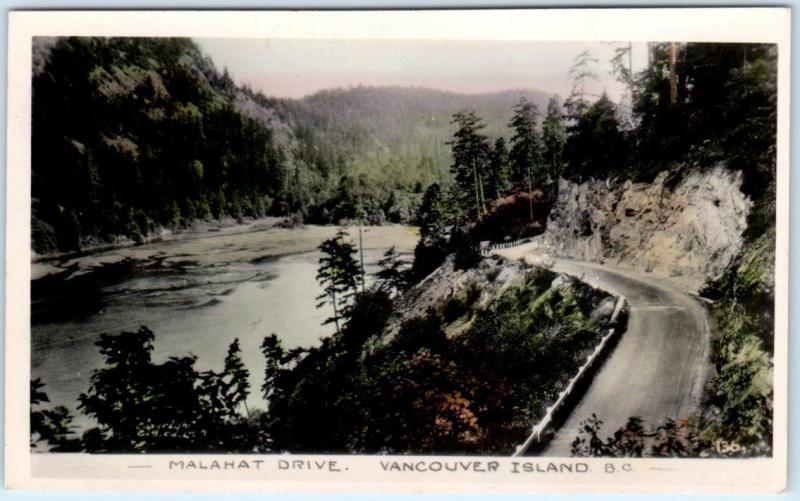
[383, 255, 525, 339]
[535, 165, 751, 292]
[383, 254, 617, 343]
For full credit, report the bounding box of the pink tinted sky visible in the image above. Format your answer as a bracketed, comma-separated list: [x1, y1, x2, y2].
[195, 38, 648, 100]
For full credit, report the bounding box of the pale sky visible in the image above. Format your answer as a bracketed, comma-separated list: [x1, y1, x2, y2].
[195, 38, 648, 101]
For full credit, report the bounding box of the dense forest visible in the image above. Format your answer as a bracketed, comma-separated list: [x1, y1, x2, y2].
[33, 37, 286, 252]
[31, 36, 548, 253]
[557, 42, 777, 457]
[31, 40, 777, 456]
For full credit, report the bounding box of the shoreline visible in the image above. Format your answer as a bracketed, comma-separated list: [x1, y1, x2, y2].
[31, 221, 421, 282]
[32, 216, 285, 265]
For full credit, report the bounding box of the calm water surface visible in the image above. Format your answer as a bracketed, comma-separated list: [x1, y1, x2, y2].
[31, 224, 418, 429]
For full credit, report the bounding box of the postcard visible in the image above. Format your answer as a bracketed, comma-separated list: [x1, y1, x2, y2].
[5, 8, 789, 493]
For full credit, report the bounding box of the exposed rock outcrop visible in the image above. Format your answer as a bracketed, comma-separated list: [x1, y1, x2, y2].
[536, 165, 751, 291]
[383, 255, 527, 339]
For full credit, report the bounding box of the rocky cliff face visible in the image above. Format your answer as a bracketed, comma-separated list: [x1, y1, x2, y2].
[383, 255, 526, 340]
[537, 165, 751, 291]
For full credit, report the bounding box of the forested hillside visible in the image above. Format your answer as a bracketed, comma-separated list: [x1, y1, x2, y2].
[31, 36, 549, 253]
[32, 37, 287, 252]
[243, 86, 549, 225]
[31, 40, 779, 457]
[265, 86, 548, 187]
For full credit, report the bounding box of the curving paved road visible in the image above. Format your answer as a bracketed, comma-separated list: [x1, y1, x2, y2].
[494, 244, 711, 457]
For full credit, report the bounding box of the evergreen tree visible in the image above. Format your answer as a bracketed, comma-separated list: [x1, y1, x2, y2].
[508, 98, 544, 220]
[31, 37, 286, 252]
[77, 327, 258, 452]
[447, 111, 492, 220]
[487, 137, 510, 200]
[416, 183, 444, 231]
[542, 96, 567, 185]
[564, 94, 628, 180]
[260, 334, 284, 402]
[509, 98, 544, 185]
[30, 379, 80, 451]
[609, 42, 637, 131]
[214, 339, 251, 419]
[565, 50, 599, 124]
[315, 229, 363, 334]
[376, 246, 409, 294]
[610, 43, 635, 92]
[632, 42, 777, 197]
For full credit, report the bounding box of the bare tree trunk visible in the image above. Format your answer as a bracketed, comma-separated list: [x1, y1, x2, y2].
[527, 164, 534, 222]
[628, 41, 633, 79]
[332, 288, 340, 334]
[628, 41, 634, 99]
[478, 172, 486, 215]
[668, 42, 679, 105]
[473, 162, 482, 220]
[358, 227, 365, 293]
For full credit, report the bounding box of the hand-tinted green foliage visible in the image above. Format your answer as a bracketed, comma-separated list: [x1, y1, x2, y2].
[409, 104, 555, 280]
[308, 174, 423, 225]
[32, 37, 284, 252]
[447, 111, 493, 220]
[456, 270, 608, 427]
[450, 227, 482, 271]
[542, 97, 567, 184]
[410, 183, 454, 280]
[260, 269, 613, 454]
[410, 230, 450, 283]
[487, 137, 511, 200]
[415, 183, 448, 231]
[77, 327, 259, 452]
[699, 227, 774, 456]
[36, 265, 613, 454]
[570, 414, 700, 457]
[247, 86, 549, 226]
[508, 98, 545, 188]
[411, 113, 501, 279]
[266, 86, 547, 185]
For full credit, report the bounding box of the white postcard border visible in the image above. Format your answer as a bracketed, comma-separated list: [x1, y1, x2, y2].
[5, 8, 791, 493]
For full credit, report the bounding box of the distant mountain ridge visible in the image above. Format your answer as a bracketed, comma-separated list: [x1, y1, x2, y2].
[286, 85, 552, 130]
[240, 85, 553, 190]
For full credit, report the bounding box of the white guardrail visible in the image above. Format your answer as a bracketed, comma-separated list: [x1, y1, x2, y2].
[511, 295, 627, 457]
[481, 234, 628, 456]
[480, 236, 535, 255]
